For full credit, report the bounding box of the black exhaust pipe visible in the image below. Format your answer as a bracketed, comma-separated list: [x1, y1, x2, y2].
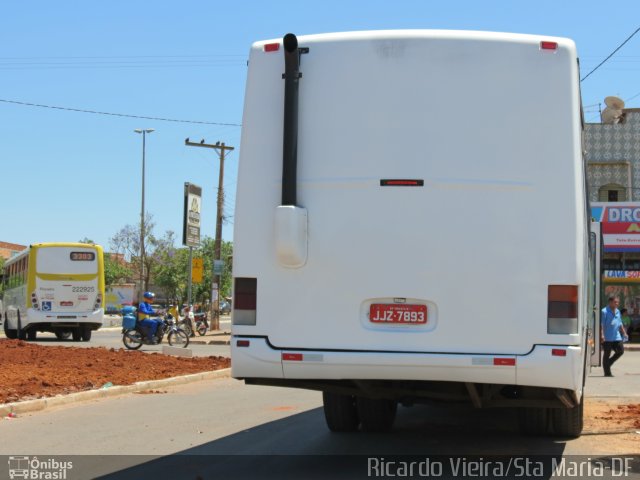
[282, 33, 301, 206]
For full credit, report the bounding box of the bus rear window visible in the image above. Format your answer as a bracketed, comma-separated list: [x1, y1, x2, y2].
[37, 247, 98, 275]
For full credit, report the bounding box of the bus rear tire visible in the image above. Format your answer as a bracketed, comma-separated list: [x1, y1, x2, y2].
[551, 397, 583, 438]
[16, 310, 26, 340]
[80, 327, 92, 342]
[356, 397, 397, 433]
[27, 328, 37, 341]
[322, 392, 359, 432]
[3, 318, 18, 339]
[72, 328, 82, 342]
[518, 407, 550, 435]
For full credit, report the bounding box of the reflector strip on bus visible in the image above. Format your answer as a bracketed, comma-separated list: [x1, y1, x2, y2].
[380, 179, 424, 187]
[281, 353, 324, 362]
[493, 358, 516, 366]
[472, 357, 516, 366]
[282, 353, 303, 361]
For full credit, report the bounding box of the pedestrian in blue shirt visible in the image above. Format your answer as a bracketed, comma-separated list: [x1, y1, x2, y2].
[600, 296, 628, 377]
[138, 292, 162, 344]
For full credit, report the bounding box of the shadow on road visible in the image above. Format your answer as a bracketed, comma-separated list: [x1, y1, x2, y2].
[98, 403, 579, 479]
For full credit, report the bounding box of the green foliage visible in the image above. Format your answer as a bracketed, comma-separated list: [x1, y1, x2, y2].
[109, 214, 162, 292]
[109, 217, 233, 305]
[104, 253, 132, 286]
[152, 240, 189, 304]
[159, 237, 234, 305]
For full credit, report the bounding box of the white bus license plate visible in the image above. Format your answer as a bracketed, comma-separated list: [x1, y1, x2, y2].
[369, 304, 427, 324]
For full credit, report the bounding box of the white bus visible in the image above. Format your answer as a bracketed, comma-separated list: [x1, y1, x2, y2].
[2, 242, 105, 341]
[232, 30, 593, 437]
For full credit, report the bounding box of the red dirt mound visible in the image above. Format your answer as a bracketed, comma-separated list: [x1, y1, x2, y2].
[0, 339, 230, 404]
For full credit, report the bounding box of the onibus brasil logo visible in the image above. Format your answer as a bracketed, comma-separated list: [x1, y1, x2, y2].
[8, 456, 73, 479]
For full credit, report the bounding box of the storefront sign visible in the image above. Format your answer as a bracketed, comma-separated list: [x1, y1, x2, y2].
[591, 202, 640, 252]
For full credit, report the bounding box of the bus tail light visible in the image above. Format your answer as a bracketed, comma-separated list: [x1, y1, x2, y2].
[547, 285, 578, 334]
[264, 43, 280, 52]
[94, 294, 103, 310]
[31, 291, 40, 310]
[540, 41, 558, 51]
[233, 278, 257, 326]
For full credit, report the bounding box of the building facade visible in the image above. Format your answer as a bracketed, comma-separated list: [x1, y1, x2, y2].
[0, 242, 27, 261]
[586, 108, 640, 202]
[586, 105, 640, 321]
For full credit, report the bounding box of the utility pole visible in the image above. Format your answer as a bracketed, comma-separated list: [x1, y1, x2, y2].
[185, 138, 234, 330]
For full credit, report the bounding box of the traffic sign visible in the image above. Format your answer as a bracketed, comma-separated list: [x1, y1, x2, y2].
[192, 258, 203, 283]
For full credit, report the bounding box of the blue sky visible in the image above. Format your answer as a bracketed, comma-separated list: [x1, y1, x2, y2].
[2, 0, 639, 251]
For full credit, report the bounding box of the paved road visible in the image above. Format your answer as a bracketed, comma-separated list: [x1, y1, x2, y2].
[21, 328, 231, 358]
[1, 316, 232, 357]
[0, 353, 639, 479]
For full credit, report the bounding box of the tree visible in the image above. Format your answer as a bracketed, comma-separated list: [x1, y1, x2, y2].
[193, 237, 233, 303]
[155, 237, 234, 306]
[108, 218, 234, 305]
[104, 253, 132, 286]
[110, 214, 161, 292]
[150, 231, 187, 304]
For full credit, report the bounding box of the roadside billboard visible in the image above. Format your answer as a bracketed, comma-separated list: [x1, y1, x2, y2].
[183, 183, 202, 247]
[105, 284, 135, 313]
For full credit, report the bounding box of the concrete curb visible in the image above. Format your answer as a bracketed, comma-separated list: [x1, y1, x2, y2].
[189, 339, 231, 346]
[0, 368, 231, 417]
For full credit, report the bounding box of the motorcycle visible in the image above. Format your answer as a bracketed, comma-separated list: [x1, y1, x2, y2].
[165, 312, 194, 337]
[165, 306, 196, 337]
[193, 312, 209, 336]
[121, 306, 189, 350]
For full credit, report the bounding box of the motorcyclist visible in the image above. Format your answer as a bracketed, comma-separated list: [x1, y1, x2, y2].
[138, 292, 162, 344]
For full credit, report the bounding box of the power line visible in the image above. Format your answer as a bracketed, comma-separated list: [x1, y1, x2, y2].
[0, 98, 241, 126]
[0, 54, 245, 59]
[626, 91, 640, 103]
[581, 26, 640, 82]
[0, 54, 247, 70]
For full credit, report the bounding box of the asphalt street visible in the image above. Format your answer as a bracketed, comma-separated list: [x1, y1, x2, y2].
[1, 319, 639, 479]
[1, 317, 232, 357]
[1, 367, 639, 479]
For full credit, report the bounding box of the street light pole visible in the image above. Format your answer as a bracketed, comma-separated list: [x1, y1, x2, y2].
[134, 128, 154, 296]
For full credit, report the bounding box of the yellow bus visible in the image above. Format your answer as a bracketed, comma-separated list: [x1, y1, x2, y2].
[2, 242, 105, 341]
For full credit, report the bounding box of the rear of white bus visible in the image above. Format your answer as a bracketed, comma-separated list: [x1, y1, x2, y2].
[26, 243, 104, 341]
[232, 31, 588, 436]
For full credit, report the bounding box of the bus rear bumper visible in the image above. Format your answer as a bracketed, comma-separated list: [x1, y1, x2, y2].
[231, 337, 582, 393]
[23, 308, 104, 329]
